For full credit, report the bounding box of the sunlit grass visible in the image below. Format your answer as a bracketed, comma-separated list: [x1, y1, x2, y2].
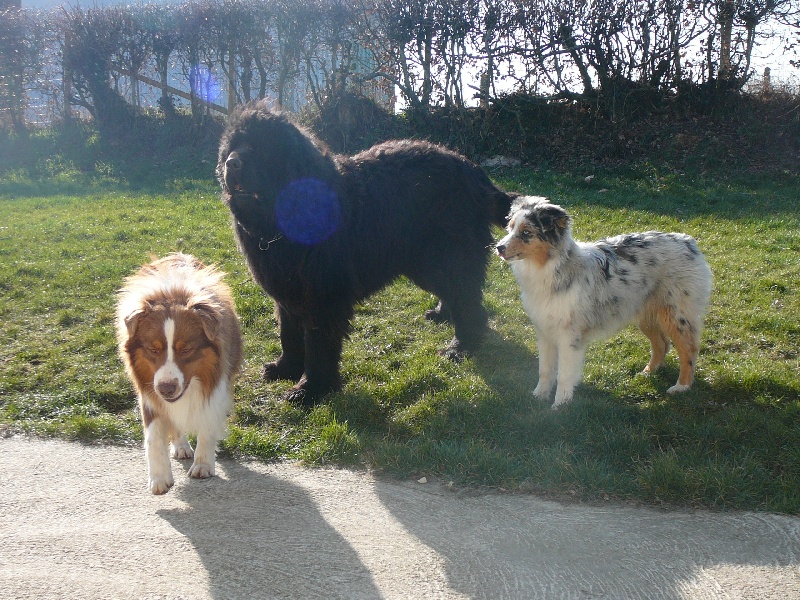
[1, 153, 798, 512]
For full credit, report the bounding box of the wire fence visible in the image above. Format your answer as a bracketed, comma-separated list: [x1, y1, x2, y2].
[11, 39, 353, 128]
[1, 3, 395, 130]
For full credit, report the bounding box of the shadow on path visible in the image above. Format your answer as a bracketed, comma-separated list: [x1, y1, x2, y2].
[158, 459, 382, 599]
[376, 477, 800, 599]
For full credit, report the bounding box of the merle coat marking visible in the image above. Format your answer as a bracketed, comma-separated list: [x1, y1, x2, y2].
[496, 196, 712, 408]
[217, 104, 515, 405]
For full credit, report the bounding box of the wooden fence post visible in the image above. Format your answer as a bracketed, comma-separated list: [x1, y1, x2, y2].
[227, 47, 236, 114]
[63, 29, 73, 122]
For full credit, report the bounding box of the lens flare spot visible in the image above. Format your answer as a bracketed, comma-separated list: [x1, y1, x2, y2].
[275, 178, 342, 245]
[190, 65, 220, 104]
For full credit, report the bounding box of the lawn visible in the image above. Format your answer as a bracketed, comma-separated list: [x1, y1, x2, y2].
[1, 132, 798, 512]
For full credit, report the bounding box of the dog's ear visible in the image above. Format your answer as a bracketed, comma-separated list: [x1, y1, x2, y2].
[192, 302, 222, 342]
[537, 204, 571, 240]
[123, 307, 148, 336]
[554, 214, 570, 232]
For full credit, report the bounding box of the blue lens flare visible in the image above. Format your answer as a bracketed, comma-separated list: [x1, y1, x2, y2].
[275, 178, 342, 245]
[190, 65, 220, 104]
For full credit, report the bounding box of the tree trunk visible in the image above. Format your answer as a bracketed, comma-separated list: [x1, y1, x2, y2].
[559, 23, 594, 96]
[227, 49, 237, 113]
[0, 1, 26, 132]
[718, 0, 735, 82]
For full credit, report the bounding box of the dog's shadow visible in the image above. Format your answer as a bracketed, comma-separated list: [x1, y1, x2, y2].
[472, 328, 541, 400]
[473, 321, 714, 407]
[158, 460, 382, 598]
[471, 328, 618, 411]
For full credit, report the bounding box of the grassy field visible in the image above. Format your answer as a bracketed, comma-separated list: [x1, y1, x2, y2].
[1, 131, 798, 512]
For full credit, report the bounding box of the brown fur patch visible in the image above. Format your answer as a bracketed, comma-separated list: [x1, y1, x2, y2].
[521, 239, 552, 268]
[500, 233, 552, 268]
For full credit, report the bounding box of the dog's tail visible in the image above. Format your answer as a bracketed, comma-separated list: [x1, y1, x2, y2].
[489, 190, 520, 228]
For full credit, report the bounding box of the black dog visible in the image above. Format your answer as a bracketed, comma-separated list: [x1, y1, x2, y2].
[217, 103, 514, 405]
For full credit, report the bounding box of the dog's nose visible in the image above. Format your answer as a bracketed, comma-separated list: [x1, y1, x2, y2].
[495, 243, 506, 255]
[226, 154, 242, 172]
[157, 379, 180, 400]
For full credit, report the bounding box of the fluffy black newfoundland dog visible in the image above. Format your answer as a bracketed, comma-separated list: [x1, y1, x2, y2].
[217, 103, 515, 405]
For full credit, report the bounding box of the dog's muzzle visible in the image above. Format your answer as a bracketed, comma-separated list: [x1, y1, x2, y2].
[224, 152, 245, 194]
[226, 154, 242, 173]
[155, 376, 187, 403]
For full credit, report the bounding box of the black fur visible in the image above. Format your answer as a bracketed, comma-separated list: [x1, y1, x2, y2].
[217, 103, 515, 405]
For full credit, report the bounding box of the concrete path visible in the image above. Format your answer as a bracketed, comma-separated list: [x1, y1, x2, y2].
[1, 436, 798, 599]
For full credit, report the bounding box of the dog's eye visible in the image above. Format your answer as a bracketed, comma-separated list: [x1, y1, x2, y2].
[147, 346, 163, 356]
[520, 229, 534, 241]
[177, 345, 194, 358]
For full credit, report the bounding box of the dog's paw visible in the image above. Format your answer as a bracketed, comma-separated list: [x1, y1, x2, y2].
[424, 302, 451, 324]
[641, 363, 666, 377]
[438, 346, 466, 362]
[666, 383, 691, 395]
[188, 462, 214, 479]
[438, 337, 473, 363]
[285, 385, 313, 406]
[532, 382, 553, 400]
[149, 476, 174, 495]
[284, 382, 332, 407]
[262, 358, 304, 382]
[552, 388, 574, 409]
[282, 372, 340, 407]
[171, 440, 194, 460]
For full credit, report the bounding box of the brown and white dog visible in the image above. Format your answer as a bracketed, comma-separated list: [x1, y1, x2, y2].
[117, 253, 243, 494]
[496, 196, 712, 408]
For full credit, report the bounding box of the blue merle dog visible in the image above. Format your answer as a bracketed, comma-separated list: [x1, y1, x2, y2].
[496, 196, 712, 408]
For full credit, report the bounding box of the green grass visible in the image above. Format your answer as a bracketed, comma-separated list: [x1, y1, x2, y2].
[1, 136, 798, 512]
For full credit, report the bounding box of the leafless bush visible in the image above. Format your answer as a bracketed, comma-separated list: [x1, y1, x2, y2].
[2, 0, 797, 131]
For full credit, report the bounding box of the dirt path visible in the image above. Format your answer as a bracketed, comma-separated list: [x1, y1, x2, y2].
[1, 436, 798, 599]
